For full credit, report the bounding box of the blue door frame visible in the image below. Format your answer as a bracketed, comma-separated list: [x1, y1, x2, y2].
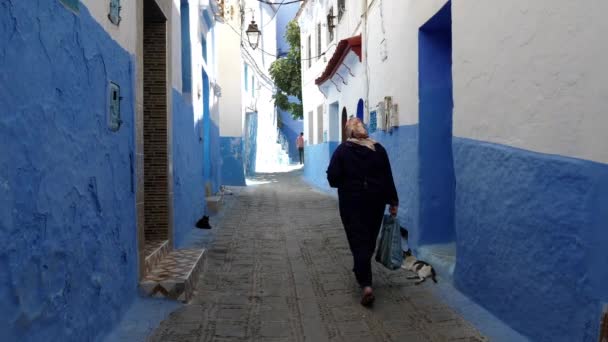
[418, 1, 455, 245]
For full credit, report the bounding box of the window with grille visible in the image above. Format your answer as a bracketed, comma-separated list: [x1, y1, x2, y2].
[338, 0, 346, 21]
[328, 7, 335, 42]
[308, 111, 314, 144]
[317, 105, 324, 143]
[316, 23, 321, 60]
[307, 35, 312, 68]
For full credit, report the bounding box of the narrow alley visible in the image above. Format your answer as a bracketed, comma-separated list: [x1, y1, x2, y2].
[3, 0, 608, 341]
[148, 171, 485, 342]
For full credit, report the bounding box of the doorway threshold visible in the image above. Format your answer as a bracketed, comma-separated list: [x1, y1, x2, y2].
[416, 242, 456, 283]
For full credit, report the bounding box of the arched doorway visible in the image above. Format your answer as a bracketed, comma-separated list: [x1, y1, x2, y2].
[356, 99, 364, 121]
[341, 107, 348, 142]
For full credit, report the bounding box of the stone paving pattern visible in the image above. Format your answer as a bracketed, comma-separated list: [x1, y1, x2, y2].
[149, 172, 487, 342]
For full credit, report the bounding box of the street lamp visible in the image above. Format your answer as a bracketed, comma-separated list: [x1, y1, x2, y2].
[246, 19, 261, 50]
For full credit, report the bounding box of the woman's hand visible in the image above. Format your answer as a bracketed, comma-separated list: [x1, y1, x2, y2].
[389, 205, 398, 216]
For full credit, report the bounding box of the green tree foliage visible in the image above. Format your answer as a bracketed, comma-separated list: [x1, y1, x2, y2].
[269, 20, 303, 119]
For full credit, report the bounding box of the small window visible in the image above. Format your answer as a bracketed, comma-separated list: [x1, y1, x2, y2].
[338, 0, 346, 21]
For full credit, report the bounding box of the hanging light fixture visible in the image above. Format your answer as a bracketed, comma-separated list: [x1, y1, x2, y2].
[246, 18, 261, 50]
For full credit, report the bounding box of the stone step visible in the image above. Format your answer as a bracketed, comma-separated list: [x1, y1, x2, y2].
[143, 239, 170, 275]
[139, 248, 205, 302]
[206, 194, 223, 214]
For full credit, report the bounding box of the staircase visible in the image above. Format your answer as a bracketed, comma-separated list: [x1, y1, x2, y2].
[139, 239, 205, 302]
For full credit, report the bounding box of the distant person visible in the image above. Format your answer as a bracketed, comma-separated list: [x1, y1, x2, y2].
[326, 118, 399, 307]
[296, 132, 305, 164]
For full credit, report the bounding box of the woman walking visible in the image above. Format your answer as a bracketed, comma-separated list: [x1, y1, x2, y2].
[327, 118, 399, 306]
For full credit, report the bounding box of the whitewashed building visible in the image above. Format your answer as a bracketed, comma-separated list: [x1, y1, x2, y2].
[217, 0, 291, 183]
[297, 0, 608, 341]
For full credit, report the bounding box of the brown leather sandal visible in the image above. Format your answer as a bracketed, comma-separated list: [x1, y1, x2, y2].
[360, 291, 375, 307]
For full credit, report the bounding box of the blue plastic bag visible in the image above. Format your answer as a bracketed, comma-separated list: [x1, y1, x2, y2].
[375, 215, 403, 270]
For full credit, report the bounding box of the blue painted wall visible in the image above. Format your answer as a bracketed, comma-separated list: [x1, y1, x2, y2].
[0, 2, 137, 341]
[171, 89, 206, 247]
[180, 0, 192, 93]
[453, 138, 608, 342]
[356, 99, 364, 121]
[371, 126, 420, 247]
[209, 118, 221, 192]
[220, 137, 246, 186]
[244, 112, 258, 176]
[201, 71, 221, 194]
[278, 104, 303, 164]
[418, 1, 455, 245]
[275, 2, 300, 56]
[303, 142, 339, 192]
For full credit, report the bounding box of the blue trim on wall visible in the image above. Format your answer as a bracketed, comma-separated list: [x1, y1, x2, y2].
[220, 137, 246, 186]
[303, 142, 339, 193]
[0, 2, 136, 341]
[279, 105, 304, 164]
[453, 137, 608, 342]
[209, 119, 221, 193]
[202, 10, 213, 29]
[356, 99, 364, 120]
[200, 69, 221, 195]
[418, 1, 455, 245]
[180, 1, 192, 93]
[171, 89, 206, 247]
[244, 112, 258, 176]
[371, 126, 420, 247]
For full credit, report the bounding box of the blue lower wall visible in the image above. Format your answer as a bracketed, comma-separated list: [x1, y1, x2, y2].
[209, 119, 221, 193]
[372, 126, 420, 248]
[172, 89, 206, 247]
[244, 112, 258, 176]
[309, 124, 608, 340]
[453, 137, 608, 342]
[303, 142, 339, 192]
[0, 2, 137, 341]
[220, 137, 246, 186]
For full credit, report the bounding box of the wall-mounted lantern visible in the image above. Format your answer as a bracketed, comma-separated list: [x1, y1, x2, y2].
[108, 0, 122, 25]
[246, 19, 261, 50]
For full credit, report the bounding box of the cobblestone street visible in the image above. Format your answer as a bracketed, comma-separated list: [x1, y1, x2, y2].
[149, 171, 486, 342]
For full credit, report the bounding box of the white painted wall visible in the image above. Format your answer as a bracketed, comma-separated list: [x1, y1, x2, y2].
[299, 0, 366, 145]
[299, 0, 446, 143]
[82, 0, 138, 55]
[217, 0, 279, 142]
[365, 0, 448, 126]
[217, 12, 244, 137]
[453, 0, 608, 164]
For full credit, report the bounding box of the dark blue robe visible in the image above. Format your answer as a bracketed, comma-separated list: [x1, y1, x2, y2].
[327, 141, 399, 287]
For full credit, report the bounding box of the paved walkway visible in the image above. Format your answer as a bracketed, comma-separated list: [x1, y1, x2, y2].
[149, 171, 486, 342]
